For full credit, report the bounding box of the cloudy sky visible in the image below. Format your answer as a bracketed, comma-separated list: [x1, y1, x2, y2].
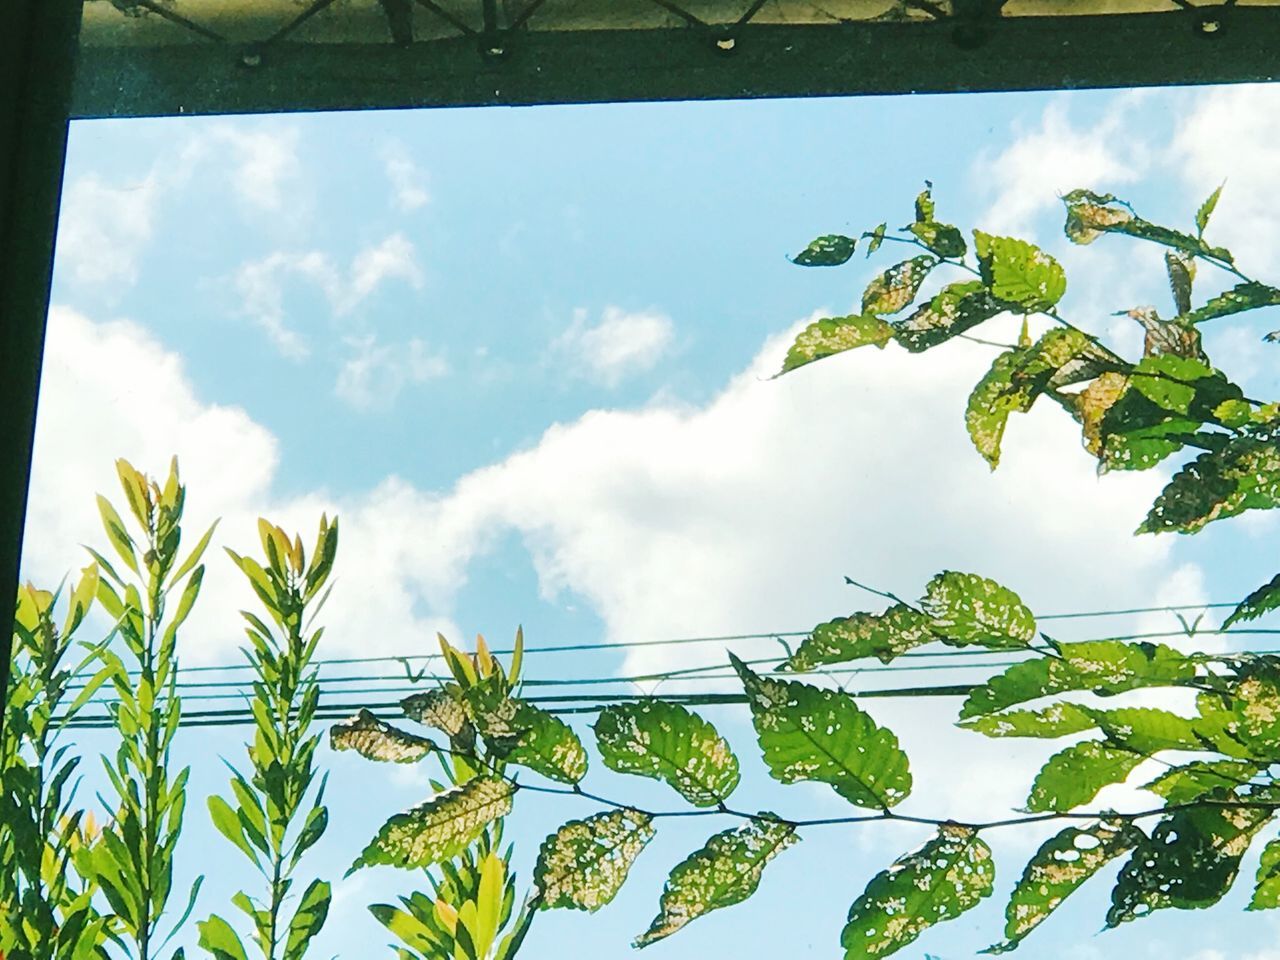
[21, 83, 1280, 959]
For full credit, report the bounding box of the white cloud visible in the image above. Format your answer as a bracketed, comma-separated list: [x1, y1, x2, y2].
[233, 233, 423, 358]
[553, 306, 675, 386]
[204, 125, 301, 212]
[335, 335, 448, 409]
[382, 141, 430, 211]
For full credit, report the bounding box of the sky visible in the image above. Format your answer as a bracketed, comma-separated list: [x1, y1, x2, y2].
[17, 81, 1280, 959]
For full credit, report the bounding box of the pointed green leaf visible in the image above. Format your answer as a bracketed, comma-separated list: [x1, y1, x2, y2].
[923, 571, 1035, 648]
[779, 314, 894, 374]
[350, 777, 513, 873]
[197, 915, 250, 960]
[634, 817, 798, 948]
[791, 234, 857, 266]
[96, 494, 141, 576]
[865, 222, 887, 255]
[1144, 760, 1263, 804]
[986, 820, 1141, 953]
[909, 221, 966, 259]
[732, 654, 910, 808]
[841, 826, 995, 959]
[973, 232, 1066, 312]
[1226, 571, 1280, 628]
[1251, 837, 1280, 909]
[207, 795, 258, 863]
[594, 700, 739, 806]
[284, 879, 331, 959]
[785, 603, 933, 670]
[466, 686, 588, 784]
[1140, 436, 1280, 534]
[1195, 183, 1223, 237]
[534, 808, 655, 912]
[959, 702, 1095, 739]
[1085, 706, 1202, 754]
[169, 520, 218, 590]
[331, 709, 435, 763]
[862, 255, 937, 316]
[892, 281, 1008, 353]
[1026, 742, 1143, 813]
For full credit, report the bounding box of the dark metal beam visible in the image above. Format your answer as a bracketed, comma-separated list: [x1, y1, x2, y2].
[72, 9, 1280, 120]
[0, 0, 84, 730]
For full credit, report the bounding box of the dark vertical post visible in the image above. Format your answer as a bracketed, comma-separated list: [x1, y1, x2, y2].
[0, 0, 84, 728]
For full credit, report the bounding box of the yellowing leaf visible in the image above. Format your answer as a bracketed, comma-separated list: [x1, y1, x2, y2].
[785, 603, 933, 670]
[534, 808, 654, 912]
[862, 255, 937, 316]
[330, 709, 435, 763]
[778, 314, 894, 375]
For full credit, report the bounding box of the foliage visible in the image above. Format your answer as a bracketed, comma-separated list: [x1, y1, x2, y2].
[87, 459, 213, 960]
[2, 573, 112, 960]
[197, 517, 338, 960]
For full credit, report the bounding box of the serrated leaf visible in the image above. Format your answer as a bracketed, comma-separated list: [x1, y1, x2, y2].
[1195, 184, 1223, 237]
[1165, 251, 1195, 316]
[862, 255, 937, 316]
[960, 641, 1195, 719]
[466, 685, 588, 784]
[974, 232, 1066, 312]
[1181, 281, 1280, 325]
[779, 314, 894, 374]
[909, 221, 966, 258]
[1226, 571, 1280, 628]
[1086, 706, 1203, 754]
[331, 709, 435, 763]
[841, 826, 994, 959]
[1063, 192, 1134, 245]
[923, 571, 1035, 648]
[786, 603, 933, 670]
[1108, 797, 1274, 925]
[1140, 436, 1280, 534]
[959, 702, 1095, 739]
[792, 234, 857, 266]
[1252, 837, 1280, 909]
[594, 701, 739, 806]
[403, 687, 472, 739]
[892, 281, 1008, 353]
[1144, 760, 1262, 804]
[1026, 741, 1143, 813]
[634, 817, 797, 948]
[732, 654, 910, 808]
[534, 808, 654, 912]
[350, 777, 513, 873]
[986, 820, 1141, 953]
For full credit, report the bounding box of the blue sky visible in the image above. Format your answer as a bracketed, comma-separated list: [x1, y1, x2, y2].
[19, 83, 1280, 959]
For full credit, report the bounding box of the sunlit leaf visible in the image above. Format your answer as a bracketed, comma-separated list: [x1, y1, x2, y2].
[1179, 282, 1280, 325]
[1225, 571, 1280, 628]
[909, 221, 966, 259]
[534, 808, 654, 912]
[466, 685, 589, 784]
[892, 281, 1008, 353]
[349, 777, 513, 873]
[284, 879, 331, 959]
[985, 820, 1141, 953]
[196, 915, 250, 960]
[732, 654, 911, 808]
[959, 702, 1094, 739]
[973, 232, 1066, 312]
[330, 709, 435, 763]
[634, 817, 797, 948]
[791, 234, 857, 266]
[1144, 760, 1263, 804]
[841, 825, 994, 959]
[922, 571, 1035, 648]
[1025, 741, 1143, 813]
[862, 256, 937, 316]
[1140, 436, 1280, 534]
[786, 603, 933, 670]
[1252, 837, 1280, 909]
[865, 222, 887, 255]
[1195, 183, 1223, 237]
[778, 314, 894, 375]
[594, 700, 739, 806]
[1085, 706, 1203, 754]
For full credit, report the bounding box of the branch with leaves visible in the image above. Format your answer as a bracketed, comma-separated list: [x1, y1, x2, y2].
[197, 516, 338, 960]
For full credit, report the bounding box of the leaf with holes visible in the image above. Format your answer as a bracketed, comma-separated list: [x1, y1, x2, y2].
[1251, 837, 1280, 909]
[785, 604, 934, 670]
[959, 702, 1095, 740]
[1226, 571, 1280, 628]
[594, 700, 739, 806]
[779, 314, 894, 375]
[1144, 760, 1264, 804]
[910, 221, 966, 259]
[1085, 707, 1203, 755]
[1179, 281, 1280, 325]
[892, 281, 1008, 353]
[842, 826, 995, 959]
[922, 571, 1035, 649]
[349, 777, 513, 873]
[792, 234, 857, 266]
[732, 654, 911, 808]
[974, 232, 1066, 312]
[1140, 436, 1280, 534]
[985, 820, 1142, 954]
[1026, 742, 1144, 813]
[402, 686, 476, 752]
[466, 685, 588, 784]
[330, 709, 435, 763]
[1108, 797, 1275, 925]
[862, 255, 937, 316]
[634, 817, 798, 948]
[1063, 191, 1135, 245]
[534, 808, 654, 912]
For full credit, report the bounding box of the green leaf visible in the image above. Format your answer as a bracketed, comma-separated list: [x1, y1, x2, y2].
[959, 702, 1095, 739]
[909, 221, 967, 259]
[778, 314, 894, 375]
[892, 281, 1007, 353]
[1140, 436, 1280, 534]
[96, 494, 141, 576]
[865, 222, 887, 255]
[1181, 282, 1280, 323]
[465, 686, 589, 784]
[1108, 797, 1275, 925]
[534, 808, 655, 912]
[1025, 741, 1143, 813]
[1195, 183, 1223, 237]
[284, 879, 331, 959]
[634, 817, 798, 948]
[197, 915, 250, 960]
[862, 255, 937, 316]
[791, 234, 857, 266]
[1226, 571, 1280, 628]
[349, 777, 513, 873]
[330, 709, 435, 763]
[732, 654, 911, 808]
[1063, 192, 1235, 262]
[785, 603, 933, 670]
[923, 571, 1036, 648]
[973, 232, 1066, 312]
[168, 519, 218, 590]
[207, 795, 258, 863]
[985, 820, 1141, 953]
[594, 700, 739, 806]
[841, 826, 995, 959]
[1086, 706, 1203, 754]
[1251, 837, 1280, 909]
[914, 184, 936, 223]
[960, 640, 1195, 719]
[1144, 760, 1262, 804]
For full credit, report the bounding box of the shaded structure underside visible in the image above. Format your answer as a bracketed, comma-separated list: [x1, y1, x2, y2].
[76, 0, 1280, 118]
